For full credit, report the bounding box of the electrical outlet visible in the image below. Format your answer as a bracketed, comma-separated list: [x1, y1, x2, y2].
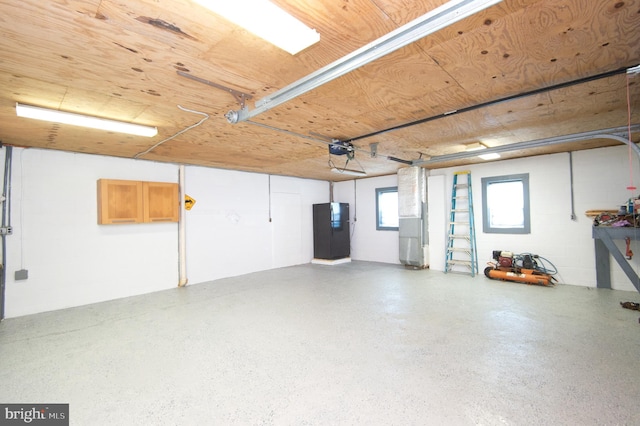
[15, 269, 28, 280]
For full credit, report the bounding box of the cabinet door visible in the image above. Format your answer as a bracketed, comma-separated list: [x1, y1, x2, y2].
[143, 182, 179, 223]
[313, 203, 331, 259]
[97, 179, 144, 224]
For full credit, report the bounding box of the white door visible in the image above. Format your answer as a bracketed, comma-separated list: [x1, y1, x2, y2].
[271, 192, 303, 267]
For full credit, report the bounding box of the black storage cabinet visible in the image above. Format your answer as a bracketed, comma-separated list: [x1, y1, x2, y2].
[313, 202, 350, 260]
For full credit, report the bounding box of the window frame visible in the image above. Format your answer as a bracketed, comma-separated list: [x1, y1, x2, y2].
[481, 173, 530, 234]
[375, 186, 399, 231]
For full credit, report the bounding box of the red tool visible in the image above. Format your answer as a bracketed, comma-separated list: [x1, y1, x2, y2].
[625, 237, 633, 260]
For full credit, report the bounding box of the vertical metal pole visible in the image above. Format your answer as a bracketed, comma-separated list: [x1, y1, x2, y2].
[268, 175, 272, 223]
[569, 152, 577, 221]
[1, 145, 13, 320]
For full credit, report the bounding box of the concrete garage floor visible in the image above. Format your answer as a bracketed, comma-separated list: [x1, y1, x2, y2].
[1, 261, 639, 425]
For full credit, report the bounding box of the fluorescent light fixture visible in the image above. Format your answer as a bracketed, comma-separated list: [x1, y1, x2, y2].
[331, 167, 367, 177]
[465, 142, 486, 152]
[464, 142, 499, 159]
[15, 103, 157, 137]
[478, 153, 501, 160]
[193, 0, 320, 55]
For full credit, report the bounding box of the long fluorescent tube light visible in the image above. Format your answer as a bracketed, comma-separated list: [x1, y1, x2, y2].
[465, 142, 498, 158]
[226, 0, 503, 123]
[331, 167, 367, 177]
[16, 103, 157, 137]
[478, 153, 500, 160]
[193, 0, 319, 55]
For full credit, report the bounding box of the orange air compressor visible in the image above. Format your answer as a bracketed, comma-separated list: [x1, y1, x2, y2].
[484, 250, 557, 286]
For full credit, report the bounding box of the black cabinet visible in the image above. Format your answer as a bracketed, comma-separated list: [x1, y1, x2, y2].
[313, 203, 350, 260]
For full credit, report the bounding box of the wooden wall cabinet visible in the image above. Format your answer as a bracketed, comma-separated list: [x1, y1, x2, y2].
[97, 179, 179, 225]
[143, 181, 179, 223]
[97, 179, 144, 224]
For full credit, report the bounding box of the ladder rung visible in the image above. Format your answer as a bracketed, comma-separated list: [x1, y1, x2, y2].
[448, 234, 470, 239]
[450, 221, 469, 225]
[447, 260, 472, 266]
[447, 248, 471, 253]
[452, 209, 469, 212]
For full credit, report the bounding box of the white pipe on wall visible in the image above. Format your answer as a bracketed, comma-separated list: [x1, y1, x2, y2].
[178, 165, 188, 287]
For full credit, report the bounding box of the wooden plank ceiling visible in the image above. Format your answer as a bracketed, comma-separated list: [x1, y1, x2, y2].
[0, 0, 638, 181]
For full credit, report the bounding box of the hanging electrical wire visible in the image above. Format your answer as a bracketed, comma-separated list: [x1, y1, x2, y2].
[327, 152, 366, 175]
[626, 71, 637, 191]
[134, 105, 210, 159]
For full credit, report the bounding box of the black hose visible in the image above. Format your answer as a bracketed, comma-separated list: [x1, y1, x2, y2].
[518, 252, 558, 275]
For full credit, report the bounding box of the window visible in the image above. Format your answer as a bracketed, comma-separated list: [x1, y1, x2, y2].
[376, 187, 399, 230]
[481, 174, 530, 234]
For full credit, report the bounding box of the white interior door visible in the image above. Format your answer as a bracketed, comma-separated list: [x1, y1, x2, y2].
[271, 192, 303, 267]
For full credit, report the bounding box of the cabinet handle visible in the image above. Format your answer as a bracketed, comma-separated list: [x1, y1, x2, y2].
[111, 219, 136, 223]
[150, 218, 173, 222]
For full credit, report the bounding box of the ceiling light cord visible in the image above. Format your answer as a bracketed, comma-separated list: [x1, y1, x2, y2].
[328, 156, 353, 173]
[328, 155, 366, 175]
[134, 105, 209, 159]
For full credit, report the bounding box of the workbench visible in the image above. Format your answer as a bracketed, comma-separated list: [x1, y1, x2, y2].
[592, 226, 640, 291]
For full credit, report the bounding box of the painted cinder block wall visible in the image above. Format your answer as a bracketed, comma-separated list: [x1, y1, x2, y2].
[3, 143, 638, 318]
[184, 166, 329, 284]
[3, 148, 329, 318]
[334, 145, 640, 292]
[4, 148, 180, 317]
[332, 174, 400, 264]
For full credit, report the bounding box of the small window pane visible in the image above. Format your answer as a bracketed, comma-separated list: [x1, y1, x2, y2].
[482, 174, 530, 234]
[487, 181, 524, 228]
[376, 187, 399, 230]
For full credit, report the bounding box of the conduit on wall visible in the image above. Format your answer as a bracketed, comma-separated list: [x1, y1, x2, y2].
[569, 152, 577, 221]
[268, 175, 272, 222]
[0, 145, 12, 320]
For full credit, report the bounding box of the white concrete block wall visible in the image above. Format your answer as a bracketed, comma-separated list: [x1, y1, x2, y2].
[184, 168, 329, 284]
[269, 175, 329, 267]
[573, 146, 640, 291]
[335, 145, 640, 291]
[427, 175, 447, 271]
[333, 175, 400, 264]
[4, 143, 639, 318]
[184, 166, 272, 285]
[5, 148, 180, 317]
[4, 149, 330, 317]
